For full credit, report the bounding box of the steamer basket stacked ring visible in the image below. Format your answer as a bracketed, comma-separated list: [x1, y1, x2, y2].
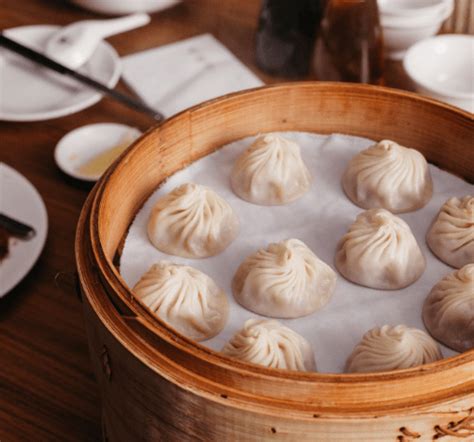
[76, 83, 474, 441]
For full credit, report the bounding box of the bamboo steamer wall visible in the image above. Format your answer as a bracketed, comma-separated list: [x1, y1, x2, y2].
[76, 83, 474, 441]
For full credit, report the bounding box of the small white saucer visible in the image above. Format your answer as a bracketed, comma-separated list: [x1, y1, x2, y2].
[0, 25, 121, 122]
[54, 123, 142, 181]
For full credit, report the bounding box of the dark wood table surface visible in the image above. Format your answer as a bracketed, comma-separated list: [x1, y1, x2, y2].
[0, 1, 413, 440]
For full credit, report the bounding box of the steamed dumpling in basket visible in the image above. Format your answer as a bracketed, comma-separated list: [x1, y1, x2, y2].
[133, 261, 229, 341]
[342, 139, 433, 213]
[423, 264, 474, 353]
[335, 209, 425, 289]
[232, 239, 337, 318]
[222, 318, 316, 371]
[231, 134, 312, 205]
[345, 325, 442, 373]
[147, 183, 239, 258]
[427, 195, 474, 268]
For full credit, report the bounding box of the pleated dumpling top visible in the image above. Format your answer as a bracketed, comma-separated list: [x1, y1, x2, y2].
[427, 195, 474, 268]
[335, 209, 425, 289]
[133, 261, 229, 341]
[233, 239, 336, 318]
[147, 183, 239, 258]
[345, 325, 442, 373]
[231, 134, 312, 205]
[423, 264, 474, 353]
[222, 318, 316, 371]
[342, 140, 433, 213]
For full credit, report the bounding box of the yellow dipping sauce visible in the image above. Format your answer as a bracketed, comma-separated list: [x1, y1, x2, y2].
[77, 133, 137, 178]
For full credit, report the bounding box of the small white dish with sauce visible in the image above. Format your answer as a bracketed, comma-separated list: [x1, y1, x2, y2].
[54, 123, 141, 182]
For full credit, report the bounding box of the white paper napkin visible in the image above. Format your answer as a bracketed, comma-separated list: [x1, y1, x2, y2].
[120, 132, 473, 373]
[121, 34, 264, 117]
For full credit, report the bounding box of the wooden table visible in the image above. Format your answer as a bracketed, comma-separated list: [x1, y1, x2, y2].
[0, 1, 413, 440]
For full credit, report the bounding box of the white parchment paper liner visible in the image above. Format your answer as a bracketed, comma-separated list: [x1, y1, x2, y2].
[121, 132, 473, 373]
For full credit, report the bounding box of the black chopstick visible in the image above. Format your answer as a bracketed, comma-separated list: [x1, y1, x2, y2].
[0, 34, 165, 122]
[0, 213, 36, 240]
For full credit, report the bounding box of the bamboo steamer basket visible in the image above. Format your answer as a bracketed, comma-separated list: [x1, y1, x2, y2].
[76, 83, 474, 441]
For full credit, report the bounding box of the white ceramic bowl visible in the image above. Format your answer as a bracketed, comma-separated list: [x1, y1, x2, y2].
[382, 21, 446, 60]
[71, 0, 180, 15]
[378, 0, 454, 60]
[403, 34, 474, 113]
[378, 0, 449, 19]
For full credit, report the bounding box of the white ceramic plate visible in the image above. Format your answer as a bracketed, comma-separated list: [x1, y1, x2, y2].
[54, 123, 142, 181]
[0, 25, 121, 122]
[0, 163, 48, 297]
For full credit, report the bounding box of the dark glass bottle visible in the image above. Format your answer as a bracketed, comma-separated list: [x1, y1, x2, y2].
[314, 0, 384, 84]
[255, 0, 324, 78]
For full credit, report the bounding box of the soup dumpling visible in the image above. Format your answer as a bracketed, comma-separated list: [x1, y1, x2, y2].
[231, 134, 312, 205]
[222, 318, 316, 371]
[335, 209, 425, 289]
[345, 324, 442, 373]
[342, 140, 433, 213]
[427, 195, 474, 268]
[423, 264, 474, 353]
[147, 183, 239, 258]
[233, 238, 336, 318]
[133, 261, 229, 341]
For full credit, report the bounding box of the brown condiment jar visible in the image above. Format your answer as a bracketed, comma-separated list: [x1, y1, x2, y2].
[314, 0, 384, 84]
